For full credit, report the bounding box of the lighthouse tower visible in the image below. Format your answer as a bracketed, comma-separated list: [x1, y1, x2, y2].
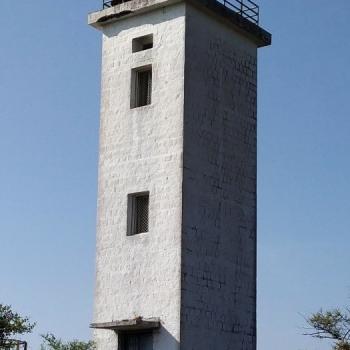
[88, 0, 271, 348]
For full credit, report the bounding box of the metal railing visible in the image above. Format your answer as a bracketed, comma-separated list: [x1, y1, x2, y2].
[102, 0, 259, 25]
[223, 0, 259, 24]
[103, 0, 131, 8]
[0, 340, 27, 350]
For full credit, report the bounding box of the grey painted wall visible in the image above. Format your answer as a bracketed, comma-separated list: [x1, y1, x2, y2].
[181, 4, 258, 349]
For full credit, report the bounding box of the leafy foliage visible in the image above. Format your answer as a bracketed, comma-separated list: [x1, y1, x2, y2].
[0, 304, 35, 342]
[305, 308, 350, 350]
[0, 304, 95, 350]
[40, 334, 96, 350]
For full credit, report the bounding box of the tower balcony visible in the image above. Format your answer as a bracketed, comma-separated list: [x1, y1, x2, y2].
[102, 0, 259, 24]
[91, 0, 270, 47]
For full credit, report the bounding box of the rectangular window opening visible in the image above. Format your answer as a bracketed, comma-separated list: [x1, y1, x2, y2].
[119, 331, 153, 350]
[131, 66, 152, 108]
[132, 34, 153, 52]
[127, 192, 149, 235]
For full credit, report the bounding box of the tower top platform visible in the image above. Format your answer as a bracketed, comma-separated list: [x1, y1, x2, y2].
[88, 0, 271, 47]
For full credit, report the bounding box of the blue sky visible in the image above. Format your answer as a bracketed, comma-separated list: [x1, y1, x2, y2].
[0, 1, 349, 349]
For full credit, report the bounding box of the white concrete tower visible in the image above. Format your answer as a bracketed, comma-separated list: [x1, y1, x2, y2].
[89, 0, 271, 349]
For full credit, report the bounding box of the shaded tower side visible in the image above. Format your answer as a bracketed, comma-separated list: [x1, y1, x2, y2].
[181, 3, 259, 349]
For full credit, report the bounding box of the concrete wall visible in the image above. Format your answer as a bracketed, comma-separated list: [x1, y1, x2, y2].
[181, 4, 258, 349]
[93, 1, 259, 349]
[93, 3, 186, 349]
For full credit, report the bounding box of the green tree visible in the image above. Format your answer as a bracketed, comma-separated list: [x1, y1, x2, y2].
[0, 304, 35, 343]
[305, 308, 350, 350]
[40, 334, 95, 350]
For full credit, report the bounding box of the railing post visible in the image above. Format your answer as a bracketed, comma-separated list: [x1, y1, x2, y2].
[240, 0, 243, 15]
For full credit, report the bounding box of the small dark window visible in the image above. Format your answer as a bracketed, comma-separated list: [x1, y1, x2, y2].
[119, 332, 153, 350]
[132, 34, 153, 52]
[131, 66, 152, 108]
[127, 192, 149, 235]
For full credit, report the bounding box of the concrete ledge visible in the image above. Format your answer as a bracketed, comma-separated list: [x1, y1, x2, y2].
[90, 317, 161, 331]
[88, 0, 181, 29]
[88, 0, 271, 47]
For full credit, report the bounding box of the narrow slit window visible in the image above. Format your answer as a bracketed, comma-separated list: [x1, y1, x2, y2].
[132, 34, 153, 52]
[131, 66, 152, 108]
[127, 192, 149, 235]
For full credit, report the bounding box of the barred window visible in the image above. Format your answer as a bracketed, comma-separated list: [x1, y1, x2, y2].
[131, 66, 152, 108]
[127, 192, 149, 235]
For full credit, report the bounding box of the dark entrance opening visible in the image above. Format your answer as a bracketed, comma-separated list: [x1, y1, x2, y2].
[118, 331, 153, 350]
